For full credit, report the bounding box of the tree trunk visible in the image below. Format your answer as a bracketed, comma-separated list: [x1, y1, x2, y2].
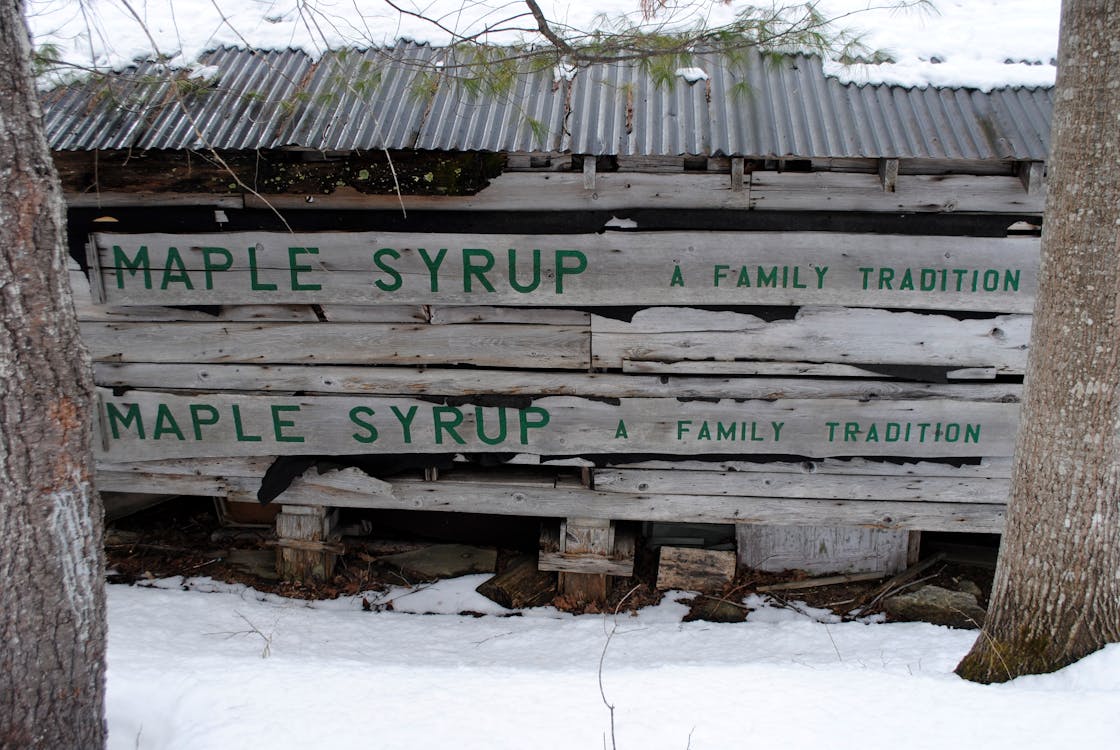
[0, 0, 107, 745]
[956, 0, 1120, 683]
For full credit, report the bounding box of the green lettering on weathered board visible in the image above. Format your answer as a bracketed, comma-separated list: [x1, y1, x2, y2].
[93, 232, 1039, 313]
[96, 389, 1018, 462]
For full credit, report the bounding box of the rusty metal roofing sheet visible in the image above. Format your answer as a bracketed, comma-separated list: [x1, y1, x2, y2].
[42, 45, 1053, 161]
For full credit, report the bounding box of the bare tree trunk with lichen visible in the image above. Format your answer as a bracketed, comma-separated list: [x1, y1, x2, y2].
[0, 0, 107, 745]
[956, 0, 1120, 684]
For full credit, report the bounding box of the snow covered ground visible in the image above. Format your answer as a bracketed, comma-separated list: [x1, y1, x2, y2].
[28, 0, 1060, 89]
[109, 575, 1120, 750]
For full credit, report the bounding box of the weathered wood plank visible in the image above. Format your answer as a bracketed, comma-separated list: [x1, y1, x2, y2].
[237, 172, 1044, 215]
[94, 389, 1019, 461]
[82, 322, 590, 369]
[592, 307, 1030, 373]
[92, 229, 1039, 312]
[97, 471, 229, 496]
[750, 172, 1045, 213]
[428, 306, 591, 326]
[622, 360, 998, 380]
[656, 547, 737, 591]
[318, 305, 428, 323]
[224, 473, 1005, 532]
[610, 457, 1014, 478]
[737, 524, 909, 575]
[592, 469, 1010, 504]
[91, 363, 1021, 401]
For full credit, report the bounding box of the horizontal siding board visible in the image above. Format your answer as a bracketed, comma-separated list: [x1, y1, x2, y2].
[92, 363, 1021, 401]
[94, 389, 1019, 461]
[92, 230, 1039, 312]
[592, 307, 1030, 373]
[82, 321, 589, 369]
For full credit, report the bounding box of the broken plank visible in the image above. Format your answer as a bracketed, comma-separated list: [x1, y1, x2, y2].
[592, 306, 1030, 373]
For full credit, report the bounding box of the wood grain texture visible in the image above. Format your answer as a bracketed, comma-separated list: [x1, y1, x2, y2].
[93, 389, 1020, 461]
[91, 362, 1021, 401]
[92, 229, 1038, 312]
[592, 307, 1030, 372]
[82, 321, 589, 369]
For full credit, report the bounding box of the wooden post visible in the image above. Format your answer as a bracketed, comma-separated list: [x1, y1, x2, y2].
[1018, 161, 1045, 194]
[730, 157, 745, 192]
[558, 517, 612, 603]
[275, 504, 340, 582]
[582, 156, 597, 191]
[878, 158, 899, 193]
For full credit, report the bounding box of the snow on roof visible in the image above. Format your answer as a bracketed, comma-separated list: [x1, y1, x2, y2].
[28, 0, 1059, 92]
[41, 44, 1053, 159]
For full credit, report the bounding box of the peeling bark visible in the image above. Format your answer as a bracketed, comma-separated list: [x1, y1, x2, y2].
[957, 0, 1120, 683]
[0, 0, 106, 746]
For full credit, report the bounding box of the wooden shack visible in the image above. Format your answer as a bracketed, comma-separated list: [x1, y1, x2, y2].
[45, 45, 1050, 592]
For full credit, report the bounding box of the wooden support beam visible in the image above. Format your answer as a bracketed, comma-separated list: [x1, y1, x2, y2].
[730, 157, 745, 192]
[656, 547, 736, 592]
[1019, 161, 1045, 194]
[582, 157, 596, 191]
[275, 505, 339, 583]
[737, 524, 909, 575]
[878, 158, 899, 193]
[556, 517, 611, 604]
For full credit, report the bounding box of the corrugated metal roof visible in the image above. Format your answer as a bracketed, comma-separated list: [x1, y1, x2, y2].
[43, 44, 1053, 161]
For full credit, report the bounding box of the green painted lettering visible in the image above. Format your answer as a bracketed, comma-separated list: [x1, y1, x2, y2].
[757, 266, 778, 287]
[462, 249, 496, 293]
[232, 405, 262, 442]
[878, 267, 894, 290]
[390, 405, 419, 444]
[372, 248, 403, 292]
[508, 249, 542, 293]
[159, 247, 193, 290]
[200, 247, 233, 290]
[418, 248, 448, 292]
[858, 267, 873, 290]
[677, 420, 692, 439]
[106, 402, 145, 439]
[614, 419, 628, 439]
[669, 264, 685, 287]
[554, 250, 587, 294]
[248, 246, 278, 291]
[288, 247, 322, 291]
[965, 424, 981, 443]
[349, 406, 379, 444]
[518, 406, 550, 444]
[898, 268, 914, 291]
[153, 404, 185, 440]
[113, 245, 152, 290]
[189, 404, 220, 440]
[271, 404, 304, 443]
[433, 406, 466, 445]
[475, 406, 508, 445]
[713, 264, 731, 287]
